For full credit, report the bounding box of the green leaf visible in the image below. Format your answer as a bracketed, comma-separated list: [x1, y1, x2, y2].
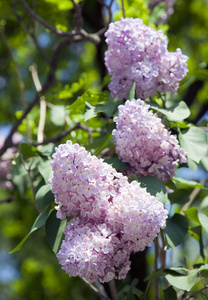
[169, 121, 191, 129]
[184, 207, 200, 225]
[105, 155, 129, 171]
[172, 177, 205, 189]
[187, 157, 198, 170]
[84, 97, 118, 121]
[45, 210, 67, 254]
[178, 127, 208, 163]
[138, 176, 169, 204]
[198, 212, 208, 233]
[10, 205, 52, 253]
[67, 90, 108, 117]
[150, 101, 190, 121]
[38, 158, 53, 184]
[198, 264, 208, 278]
[164, 213, 188, 249]
[35, 184, 54, 210]
[19, 143, 41, 160]
[163, 286, 177, 300]
[165, 267, 188, 275]
[189, 226, 205, 260]
[128, 81, 136, 100]
[165, 269, 198, 291]
[168, 189, 190, 206]
[145, 270, 164, 282]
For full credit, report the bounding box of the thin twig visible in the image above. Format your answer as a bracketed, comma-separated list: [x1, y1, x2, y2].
[0, 197, 15, 204]
[31, 123, 105, 146]
[29, 64, 46, 144]
[154, 237, 160, 300]
[160, 229, 166, 270]
[71, 0, 84, 30]
[108, 280, 118, 300]
[181, 179, 206, 213]
[82, 278, 111, 300]
[0, 37, 73, 157]
[96, 0, 114, 36]
[121, 0, 126, 18]
[18, 0, 100, 44]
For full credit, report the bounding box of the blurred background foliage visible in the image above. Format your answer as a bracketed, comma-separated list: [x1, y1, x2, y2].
[0, 0, 208, 299]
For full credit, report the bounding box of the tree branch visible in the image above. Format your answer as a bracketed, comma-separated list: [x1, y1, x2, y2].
[18, 0, 101, 44]
[31, 123, 104, 147]
[0, 37, 72, 157]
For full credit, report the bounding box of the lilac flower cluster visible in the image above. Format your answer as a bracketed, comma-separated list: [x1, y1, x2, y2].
[0, 133, 22, 190]
[149, 0, 177, 22]
[104, 18, 188, 100]
[112, 99, 187, 182]
[50, 141, 168, 282]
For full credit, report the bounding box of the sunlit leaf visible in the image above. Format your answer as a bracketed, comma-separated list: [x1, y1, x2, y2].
[189, 226, 205, 260]
[172, 177, 205, 189]
[150, 101, 190, 121]
[128, 81, 136, 100]
[178, 127, 208, 163]
[165, 269, 198, 291]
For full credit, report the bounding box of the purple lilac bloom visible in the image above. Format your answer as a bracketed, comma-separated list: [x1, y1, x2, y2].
[104, 18, 188, 100]
[50, 141, 168, 282]
[112, 99, 187, 182]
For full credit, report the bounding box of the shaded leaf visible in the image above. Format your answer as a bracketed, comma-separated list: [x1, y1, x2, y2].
[138, 176, 169, 204]
[35, 184, 54, 210]
[45, 210, 67, 254]
[38, 158, 53, 184]
[163, 286, 177, 300]
[168, 189, 190, 206]
[19, 143, 41, 160]
[10, 205, 52, 253]
[105, 155, 129, 171]
[164, 213, 188, 249]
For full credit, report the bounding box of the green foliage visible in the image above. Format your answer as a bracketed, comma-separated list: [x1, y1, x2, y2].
[164, 213, 189, 249]
[0, 0, 208, 299]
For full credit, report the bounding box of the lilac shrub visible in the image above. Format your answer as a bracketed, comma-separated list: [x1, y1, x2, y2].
[104, 18, 188, 100]
[50, 141, 168, 282]
[112, 99, 187, 182]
